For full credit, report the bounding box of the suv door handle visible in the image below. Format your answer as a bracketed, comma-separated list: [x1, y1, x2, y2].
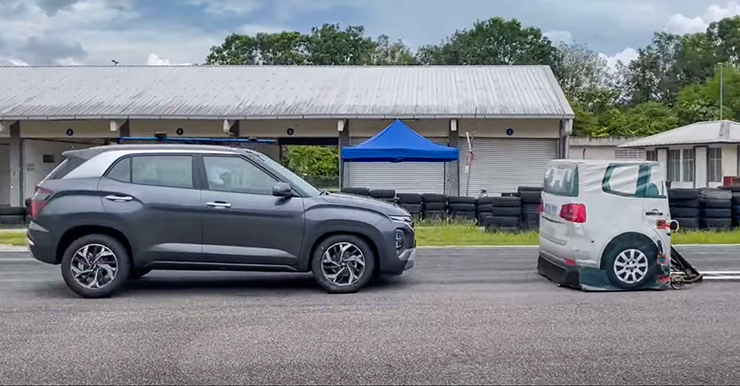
[645, 210, 663, 216]
[206, 201, 232, 209]
[105, 195, 133, 202]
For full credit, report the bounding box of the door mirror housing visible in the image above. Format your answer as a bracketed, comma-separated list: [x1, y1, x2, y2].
[272, 182, 293, 197]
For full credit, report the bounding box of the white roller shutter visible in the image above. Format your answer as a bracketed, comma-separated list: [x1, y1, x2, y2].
[346, 137, 448, 193]
[459, 138, 558, 195]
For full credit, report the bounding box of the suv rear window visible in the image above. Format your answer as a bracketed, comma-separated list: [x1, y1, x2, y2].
[45, 157, 86, 180]
[544, 164, 579, 197]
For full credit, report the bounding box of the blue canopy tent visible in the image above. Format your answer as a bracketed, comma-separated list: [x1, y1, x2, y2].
[341, 119, 458, 163]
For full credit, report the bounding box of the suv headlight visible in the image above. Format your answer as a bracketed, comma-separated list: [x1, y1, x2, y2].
[390, 215, 412, 223]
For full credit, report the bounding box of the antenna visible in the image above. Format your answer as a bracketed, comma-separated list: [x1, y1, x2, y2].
[720, 62, 724, 120]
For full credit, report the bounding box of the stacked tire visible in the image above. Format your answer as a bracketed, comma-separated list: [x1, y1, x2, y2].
[733, 191, 740, 228]
[699, 189, 733, 229]
[480, 196, 522, 232]
[668, 189, 700, 230]
[341, 187, 369, 197]
[518, 187, 543, 230]
[447, 196, 477, 221]
[422, 194, 447, 220]
[0, 207, 27, 226]
[476, 197, 494, 224]
[369, 189, 396, 205]
[396, 193, 422, 217]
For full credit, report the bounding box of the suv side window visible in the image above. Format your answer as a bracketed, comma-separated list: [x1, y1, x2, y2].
[603, 163, 666, 198]
[203, 156, 277, 195]
[131, 156, 193, 189]
[106, 157, 131, 183]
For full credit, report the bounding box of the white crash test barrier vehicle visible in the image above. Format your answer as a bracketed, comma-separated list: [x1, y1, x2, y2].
[538, 160, 676, 291]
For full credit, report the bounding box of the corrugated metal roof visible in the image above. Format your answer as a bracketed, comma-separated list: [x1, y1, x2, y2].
[570, 136, 643, 147]
[619, 120, 740, 148]
[0, 65, 573, 120]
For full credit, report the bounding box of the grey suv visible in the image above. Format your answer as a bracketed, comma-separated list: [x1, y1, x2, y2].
[27, 145, 415, 298]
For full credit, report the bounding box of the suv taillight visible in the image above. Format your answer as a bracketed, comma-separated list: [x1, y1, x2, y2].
[537, 201, 543, 214]
[560, 203, 586, 223]
[30, 187, 54, 219]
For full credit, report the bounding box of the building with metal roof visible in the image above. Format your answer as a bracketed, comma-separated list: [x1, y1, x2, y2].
[0, 65, 574, 208]
[620, 121, 740, 188]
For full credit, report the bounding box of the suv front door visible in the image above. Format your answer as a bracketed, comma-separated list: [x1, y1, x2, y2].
[199, 155, 306, 268]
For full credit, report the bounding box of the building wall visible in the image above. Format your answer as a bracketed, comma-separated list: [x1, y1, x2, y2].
[21, 120, 117, 138]
[0, 140, 9, 206]
[457, 119, 560, 138]
[22, 139, 101, 200]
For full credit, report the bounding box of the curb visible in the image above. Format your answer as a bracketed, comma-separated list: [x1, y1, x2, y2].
[0, 246, 28, 253]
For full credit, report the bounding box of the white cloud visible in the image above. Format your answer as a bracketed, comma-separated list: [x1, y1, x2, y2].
[0, 56, 29, 66]
[665, 14, 707, 35]
[186, 0, 264, 16]
[664, 1, 740, 35]
[146, 53, 171, 65]
[544, 30, 573, 44]
[599, 47, 638, 70]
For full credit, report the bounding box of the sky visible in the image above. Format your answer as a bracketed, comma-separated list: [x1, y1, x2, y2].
[1, 0, 740, 67]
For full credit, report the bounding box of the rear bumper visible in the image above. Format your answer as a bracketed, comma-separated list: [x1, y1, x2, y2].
[27, 222, 57, 265]
[538, 254, 580, 288]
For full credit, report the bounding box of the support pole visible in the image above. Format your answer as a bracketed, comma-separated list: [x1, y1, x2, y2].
[9, 121, 23, 206]
[447, 119, 459, 196]
[338, 120, 349, 189]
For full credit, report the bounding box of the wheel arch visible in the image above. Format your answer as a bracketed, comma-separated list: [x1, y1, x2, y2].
[56, 225, 133, 266]
[599, 232, 659, 270]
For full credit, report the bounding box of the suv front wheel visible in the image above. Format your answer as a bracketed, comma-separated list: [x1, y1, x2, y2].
[311, 235, 376, 293]
[61, 234, 131, 298]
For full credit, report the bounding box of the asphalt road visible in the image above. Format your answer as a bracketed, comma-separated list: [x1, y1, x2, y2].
[1, 246, 740, 385]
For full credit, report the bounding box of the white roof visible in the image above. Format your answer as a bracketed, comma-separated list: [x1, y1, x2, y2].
[620, 120, 740, 148]
[0, 65, 573, 120]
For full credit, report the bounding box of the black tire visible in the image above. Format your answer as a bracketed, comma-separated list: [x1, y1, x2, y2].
[311, 234, 376, 294]
[700, 198, 732, 208]
[732, 194, 740, 205]
[602, 240, 657, 290]
[488, 216, 521, 227]
[669, 198, 699, 208]
[448, 203, 476, 211]
[668, 188, 699, 199]
[699, 189, 732, 200]
[396, 193, 422, 204]
[450, 211, 476, 220]
[733, 205, 740, 215]
[0, 206, 27, 216]
[674, 217, 699, 229]
[447, 196, 476, 204]
[490, 196, 522, 207]
[341, 187, 369, 196]
[0, 215, 27, 225]
[523, 220, 540, 230]
[477, 197, 496, 205]
[519, 191, 542, 204]
[490, 206, 522, 216]
[422, 193, 446, 203]
[700, 218, 733, 228]
[700, 208, 732, 218]
[423, 202, 446, 210]
[670, 207, 699, 218]
[476, 204, 494, 213]
[61, 234, 131, 298]
[369, 189, 395, 199]
[400, 203, 422, 214]
[517, 186, 543, 193]
[129, 268, 152, 279]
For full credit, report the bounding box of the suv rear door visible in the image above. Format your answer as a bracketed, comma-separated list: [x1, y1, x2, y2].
[198, 155, 305, 267]
[98, 154, 203, 265]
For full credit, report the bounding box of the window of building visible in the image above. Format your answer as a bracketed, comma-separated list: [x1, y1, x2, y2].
[667, 149, 681, 182]
[131, 156, 193, 189]
[615, 149, 646, 160]
[646, 150, 657, 161]
[203, 156, 278, 195]
[682, 149, 694, 182]
[708, 148, 722, 182]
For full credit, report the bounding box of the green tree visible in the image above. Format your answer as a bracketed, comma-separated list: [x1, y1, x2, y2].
[557, 42, 618, 112]
[707, 16, 740, 64]
[306, 24, 375, 65]
[416, 17, 561, 70]
[372, 35, 417, 65]
[283, 146, 339, 177]
[205, 31, 308, 65]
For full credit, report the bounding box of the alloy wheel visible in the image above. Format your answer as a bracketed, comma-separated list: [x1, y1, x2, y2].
[70, 244, 119, 289]
[613, 248, 649, 285]
[321, 242, 366, 286]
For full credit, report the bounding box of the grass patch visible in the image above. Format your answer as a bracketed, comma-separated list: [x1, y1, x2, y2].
[0, 229, 26, 246]
[415, 224, 740, 246]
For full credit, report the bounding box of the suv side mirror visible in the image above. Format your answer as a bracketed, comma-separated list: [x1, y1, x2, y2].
[272, 182, 293, 197]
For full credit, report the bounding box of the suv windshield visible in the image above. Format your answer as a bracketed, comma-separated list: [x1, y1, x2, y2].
[254, 153, 321, 197]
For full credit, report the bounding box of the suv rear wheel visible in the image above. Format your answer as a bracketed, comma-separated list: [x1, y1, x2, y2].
[61, 234, 130, 298]
[311, 235, 375, 293]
